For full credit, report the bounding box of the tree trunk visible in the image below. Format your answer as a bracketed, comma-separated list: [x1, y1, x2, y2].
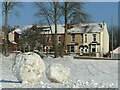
[4, 2, 9, 55]
[60, 2, 68, 57]
[54, 2, 58, 58]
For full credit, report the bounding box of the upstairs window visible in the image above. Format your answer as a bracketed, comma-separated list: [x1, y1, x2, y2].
[85, 34, 87, 42]
[72, 34, 75, 42]
[93, 34, 96, 41]
[81, 34, 83, 43]
[58, 36, 61, 41]
[58, 42, 61, 45]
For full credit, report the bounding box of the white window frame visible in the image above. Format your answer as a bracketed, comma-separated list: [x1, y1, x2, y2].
[81, 34, 83, 43]
[71, 34, 75, 42]
[85, 34, 87, 42]
[93, 34, 96, 41]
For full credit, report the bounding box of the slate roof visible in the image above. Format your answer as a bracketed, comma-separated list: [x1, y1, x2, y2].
[22, 23, 104, 35]
[67, 23, 103, 34]
[113, 46, 120, 54]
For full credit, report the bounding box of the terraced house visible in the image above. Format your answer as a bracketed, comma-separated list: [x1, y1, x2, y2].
[44, 21, 109, 57]
[4, 21, 109, 57]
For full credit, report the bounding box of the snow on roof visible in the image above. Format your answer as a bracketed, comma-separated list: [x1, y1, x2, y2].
[68, 23, 103, 34]
[10, 41, 17, 45]
[22, 23, 104, 34]
[50, 24, 64, 34]
[23, 25, 33, 31]
[113, 46, 120, 54]
[13, 28, 21, 34]
[10, 28, 22, 35]
[38, 24, 65, 34]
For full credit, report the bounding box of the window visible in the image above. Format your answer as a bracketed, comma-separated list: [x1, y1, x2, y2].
[72, 34, 75, 42]
[85, 34, 87, 42]
[49, 37, 51, 41]
[58, 36, 61, 41]
[85, 48, 87, 53]
[93, 34, 96, 41]
[92, 45, 96, 52]
[81, 34, 83, 42]
[81, 48, 83, 53]
[58, 42, 61, 45]
[71, 46, 74, 52]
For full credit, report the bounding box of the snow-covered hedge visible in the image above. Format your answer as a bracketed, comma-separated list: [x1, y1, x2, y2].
[13, 52, 45, 83]
[46, 63, 70, 83]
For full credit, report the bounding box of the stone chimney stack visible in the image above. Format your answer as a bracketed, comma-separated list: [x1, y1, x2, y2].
[67, 24, 72, 29]
[102, 20, 106, 29]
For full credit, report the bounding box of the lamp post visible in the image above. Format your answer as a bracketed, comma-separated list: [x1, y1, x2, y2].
[111, 17, 114, 58]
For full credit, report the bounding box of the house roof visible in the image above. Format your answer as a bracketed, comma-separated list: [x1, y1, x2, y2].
[23, 25, 33, 31]
[68, 23, 103, 34]
[112, 46, 120, 54]
[22, 23, 104, 35]
[49, 24, 65, 34]
[23, 24, 65, 34]
[10, 41, 17, 45]
[13, 28, 21, 34]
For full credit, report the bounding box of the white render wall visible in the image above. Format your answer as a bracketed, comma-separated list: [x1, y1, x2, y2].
[100, 31, 103, 56]
[102, 23, 109, 54]
[82, 22, 109, 56]
[83, 33, 101, 53]
[8, 32, 14, 42]
[83, 33, 100, 45]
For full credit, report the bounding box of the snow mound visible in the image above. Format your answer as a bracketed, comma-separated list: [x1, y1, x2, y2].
[13, 52, 45, 83]
[46, 63, 70, 83]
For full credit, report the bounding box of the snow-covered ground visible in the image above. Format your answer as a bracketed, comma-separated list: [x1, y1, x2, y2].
[0, 53, 118, 88]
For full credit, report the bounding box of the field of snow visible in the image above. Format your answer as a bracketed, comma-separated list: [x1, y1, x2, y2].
[0, 53, 119, 88]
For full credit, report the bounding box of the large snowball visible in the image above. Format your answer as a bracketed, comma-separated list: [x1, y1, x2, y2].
[46, 63, 70, 83]
[13, 52, 45, 83]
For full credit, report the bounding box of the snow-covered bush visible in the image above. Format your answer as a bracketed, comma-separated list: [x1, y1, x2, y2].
[46, 63, 70, 83]
[13, 52, 45, 83]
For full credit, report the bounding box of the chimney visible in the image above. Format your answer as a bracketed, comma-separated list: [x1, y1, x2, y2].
[67, 24, 72, 29]
[102, 20, 106, 29]
[103, 20, 105, 26]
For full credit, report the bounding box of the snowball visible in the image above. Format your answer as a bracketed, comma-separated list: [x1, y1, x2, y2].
[46, 63, 70, 83]
[13, 52, 45, 83]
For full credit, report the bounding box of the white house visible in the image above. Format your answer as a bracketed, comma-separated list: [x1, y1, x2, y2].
[68, 21, 109, 57]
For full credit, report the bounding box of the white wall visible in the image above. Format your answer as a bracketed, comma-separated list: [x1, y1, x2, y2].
[102, 23, 109, 54]
[8, 32, 14, 42]
[83, 33, 100, 45]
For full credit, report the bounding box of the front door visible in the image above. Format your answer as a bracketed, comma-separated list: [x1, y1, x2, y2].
[71, 46, 74, 52]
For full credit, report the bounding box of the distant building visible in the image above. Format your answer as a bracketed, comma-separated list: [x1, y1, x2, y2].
[8, 27, 21, 52]
[111, 46, 120, 59]
[2, 26, 21, 52]
[22, 22, 109, 57]
[41, 21, 109, 57]
[67, 21, 109, 57]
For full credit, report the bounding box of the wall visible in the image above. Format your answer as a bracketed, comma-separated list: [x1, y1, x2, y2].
[8, 32, 14, 42]
[75, 34, 83, 52]
[102, 23, 109, 54]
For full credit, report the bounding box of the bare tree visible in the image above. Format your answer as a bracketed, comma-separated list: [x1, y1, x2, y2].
[34, 2, 62, 58]
[60, 2, 89, 57]
[2, 1, 21, 55]
[19, 25, 48, 52]
[108, 26, 119, 51]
